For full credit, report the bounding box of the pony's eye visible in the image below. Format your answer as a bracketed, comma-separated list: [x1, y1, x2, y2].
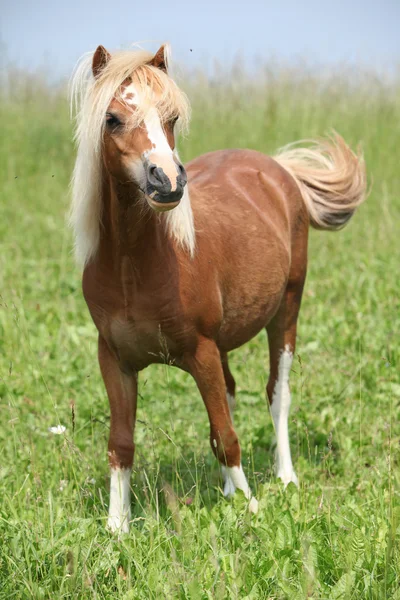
[105, 113, 121, 130]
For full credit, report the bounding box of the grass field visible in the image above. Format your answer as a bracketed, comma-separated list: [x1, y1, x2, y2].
[0, 66, 399, 598]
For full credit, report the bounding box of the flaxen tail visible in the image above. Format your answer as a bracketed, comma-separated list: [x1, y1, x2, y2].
[274, 133, 366, 230]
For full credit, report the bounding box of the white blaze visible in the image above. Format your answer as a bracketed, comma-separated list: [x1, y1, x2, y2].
[270, 345, 298, 486]
[120, 84, 196, 255]
[144, 107, 178, 191]
[122, 83, 178, 191]
[122, 83, 138, 105]
[108, 467, 131, 533]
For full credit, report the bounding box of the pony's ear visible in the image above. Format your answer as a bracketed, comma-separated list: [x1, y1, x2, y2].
[150, 45, 168, 73]
[92, 45, 111, 78]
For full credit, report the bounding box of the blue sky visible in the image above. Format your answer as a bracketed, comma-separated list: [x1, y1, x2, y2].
[2, 0, 399, 76]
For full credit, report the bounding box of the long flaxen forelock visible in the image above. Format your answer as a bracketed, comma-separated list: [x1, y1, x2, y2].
[69, 47, 192, 266]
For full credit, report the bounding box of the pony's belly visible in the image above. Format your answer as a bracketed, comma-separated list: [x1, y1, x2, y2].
[218, 289, 284, 352]
[215, 239, 290, 352]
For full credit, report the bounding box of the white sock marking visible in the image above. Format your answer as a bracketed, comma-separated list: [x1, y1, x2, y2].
[270, 344, 298, 486]
[108, 467, 131, 533]
[221, 464, 258, 513]
[221, 465, 236, 497]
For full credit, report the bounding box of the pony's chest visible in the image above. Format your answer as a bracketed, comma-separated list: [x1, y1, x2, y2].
[111, 314, 168, 359]
[83, 264, 195, 368]
[107, 307, 195, 371]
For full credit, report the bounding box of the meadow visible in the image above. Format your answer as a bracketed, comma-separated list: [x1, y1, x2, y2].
[0, 63, 399, 598]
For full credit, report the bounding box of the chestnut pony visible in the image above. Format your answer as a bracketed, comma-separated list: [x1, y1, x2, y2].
[70, 44, 366, 532]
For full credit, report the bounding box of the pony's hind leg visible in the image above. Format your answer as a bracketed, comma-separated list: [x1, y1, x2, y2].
[266, 281, 304, 486]
[98, 336, 138, 533]
[220, 352, 237, 496]
[187, 338, 258, 512]
[221, 352, 236, 421]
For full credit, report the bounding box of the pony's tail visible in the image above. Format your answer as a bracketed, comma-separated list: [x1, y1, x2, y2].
[274, 133, 367, 230]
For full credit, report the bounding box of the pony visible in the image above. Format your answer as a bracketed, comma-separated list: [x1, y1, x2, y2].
[70, 44, 366, 532]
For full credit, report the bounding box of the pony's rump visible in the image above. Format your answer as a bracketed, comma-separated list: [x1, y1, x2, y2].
[274, 133, 366, 230]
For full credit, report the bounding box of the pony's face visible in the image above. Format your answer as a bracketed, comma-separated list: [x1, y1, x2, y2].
[93, 46, 187, 212]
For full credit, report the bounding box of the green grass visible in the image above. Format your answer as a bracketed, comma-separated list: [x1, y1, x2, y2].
[0, 67, 399, 598]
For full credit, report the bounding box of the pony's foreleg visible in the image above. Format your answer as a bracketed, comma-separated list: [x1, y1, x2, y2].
[98, 336, 138, 533]
[187, 338, 258, 513]
[220, 352, 237, 496]
[266, 286, 302, 487]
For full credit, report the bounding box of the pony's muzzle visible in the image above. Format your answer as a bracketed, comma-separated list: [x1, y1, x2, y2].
[145, 162, 187, 211]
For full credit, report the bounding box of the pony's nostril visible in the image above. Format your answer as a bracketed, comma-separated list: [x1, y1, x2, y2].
[177, 163, 187, 186]
[145, 160, 186, 200]
[146, 163, 172, 195]
[148, 165, 166, 186]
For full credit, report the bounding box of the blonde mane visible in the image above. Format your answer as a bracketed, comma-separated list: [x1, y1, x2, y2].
[69, 45, 194, 266]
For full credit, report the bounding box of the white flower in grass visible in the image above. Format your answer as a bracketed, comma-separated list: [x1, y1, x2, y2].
[48, 425, 66, 435]
[59, 479, 68, 491]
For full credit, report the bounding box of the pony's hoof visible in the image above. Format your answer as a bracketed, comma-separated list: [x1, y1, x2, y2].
[107, 515, 130, 534]
[223, 476, 236, 497]
[248, 497, 259, 514]
[221, 465, 236, 497]
[277, 469, 299, 488]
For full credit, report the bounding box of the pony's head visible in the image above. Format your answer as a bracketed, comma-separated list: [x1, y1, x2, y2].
[70, 44, 195, 265]
[92, 45, 188, 210]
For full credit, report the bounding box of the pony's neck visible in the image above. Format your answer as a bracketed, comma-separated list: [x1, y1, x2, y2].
[99, 173, 171, 267]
